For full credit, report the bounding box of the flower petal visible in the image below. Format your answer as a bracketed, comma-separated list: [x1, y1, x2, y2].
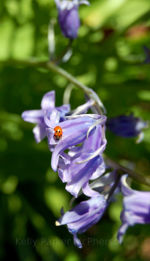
[44, 109, 60, 128]
[90, 157, 105, 180]
[33, 125, 46, 143]
[57, 104, 70, 119]
[77, 137, 106, 164]
[72, 99, 95, 116]
[22, 110, 44, 124]
[82, 183, 100, 197]
[66, 156, 101, 197]
[73, 234, 82, 248]
[41, 91, 55, 110]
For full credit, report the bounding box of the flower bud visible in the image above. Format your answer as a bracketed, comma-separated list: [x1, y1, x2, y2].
[107, 114, 148, 140]
[55, 0, 89, 39]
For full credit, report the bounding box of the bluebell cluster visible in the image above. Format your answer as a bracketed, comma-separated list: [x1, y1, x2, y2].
[21, 0, 150, 248]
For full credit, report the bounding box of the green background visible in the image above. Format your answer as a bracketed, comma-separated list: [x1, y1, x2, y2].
[0, 0, 150, 260]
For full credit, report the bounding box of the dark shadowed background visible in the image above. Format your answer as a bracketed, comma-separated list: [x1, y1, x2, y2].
[0, 0, 150, 260]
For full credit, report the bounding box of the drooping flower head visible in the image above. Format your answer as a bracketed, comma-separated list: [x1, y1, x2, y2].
[46, 114, 106, 171]
[107, 114, 148, 142]
[55, 0, 90, 39]
[57, 119, 107, 197]
[56, 194, 107, 248]
[118, 175, 150, 243]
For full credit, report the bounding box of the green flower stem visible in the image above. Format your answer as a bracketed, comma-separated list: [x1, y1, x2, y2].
[0, 58, 105, 114]
[104, 156, 150, 187]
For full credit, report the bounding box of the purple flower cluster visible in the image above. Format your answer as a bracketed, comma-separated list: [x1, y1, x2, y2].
[22, 90, 149, 248]
[22, 90, 108, 247]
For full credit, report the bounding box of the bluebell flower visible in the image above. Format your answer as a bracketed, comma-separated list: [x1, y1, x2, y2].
[22, 90, 102, 157]
[56, 194, 107, 248]
[57, 122, 107, 197]
[55, 170, 122, 248]
[107, 114, 147, 142]
[46, 114, 106, 172]
[55, 0, 89, 39]
[22, 91, 70, 143]
[118, 175, 150, 243]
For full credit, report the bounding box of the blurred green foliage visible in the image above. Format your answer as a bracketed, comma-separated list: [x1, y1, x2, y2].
[0, 0, 150, 260]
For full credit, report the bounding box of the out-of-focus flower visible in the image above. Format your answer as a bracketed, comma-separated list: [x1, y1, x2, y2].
[118, 175, 150, 243]
[106, 114, 148, 142]
[56, 194, 107, 248]
[57, 123, 107, 197]
[143, 46, 150, 64]
[55, 0, 89, 39]
[22, 91, 70, 143]
[46, 114, 106, 172]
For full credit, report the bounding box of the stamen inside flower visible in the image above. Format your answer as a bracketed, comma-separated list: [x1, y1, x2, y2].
[55, 221, 61, 226]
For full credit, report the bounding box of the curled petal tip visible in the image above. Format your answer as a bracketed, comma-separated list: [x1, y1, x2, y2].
[73, 234, 82, 248]
[86, 116, 106, 138]
[76, 141, 106, 164]
[78, 0, 90, 6]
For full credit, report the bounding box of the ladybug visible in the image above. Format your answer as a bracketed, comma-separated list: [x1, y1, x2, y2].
[54, 126, 63, 140]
